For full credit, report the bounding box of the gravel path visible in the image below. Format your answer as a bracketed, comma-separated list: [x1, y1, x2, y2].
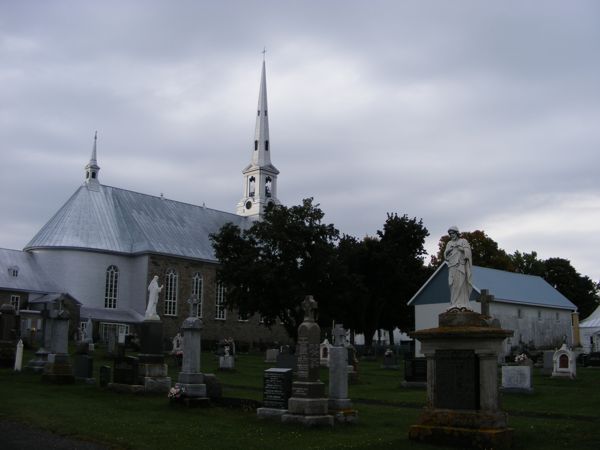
[0, 419, 111, 450]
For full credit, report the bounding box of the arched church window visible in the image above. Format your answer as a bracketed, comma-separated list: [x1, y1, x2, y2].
[164, 269, 178, 316]
[215, 282, 226, 320]
[192, 272, 203, 318]
[248, 176, 256, 197]
[254, 140, 258, 151]
[265, 176, 272, 198]
[104, 265, 119, 309]
[265, 140, 269, 151]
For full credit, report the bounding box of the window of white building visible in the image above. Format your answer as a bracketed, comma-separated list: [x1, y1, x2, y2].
[104, 265, 119, 309]
[10, 295, 20, 311]
[99, 322, 129, 342]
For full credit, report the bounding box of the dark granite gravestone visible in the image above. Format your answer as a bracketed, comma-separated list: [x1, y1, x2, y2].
[434, 349, 479, 410]
[382, 351, 400, 369]
[403, 357, 427, 386]
[99, 365, 111, 387]
[113, 356, 139, 385]
[263, 368, 293, 409]
[0, 304, 18, 367]
[73, 354, 94, 382]
[275, 353, 296, 371]
[137, 319, 171, 392]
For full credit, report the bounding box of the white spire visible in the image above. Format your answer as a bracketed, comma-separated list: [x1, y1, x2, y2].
[84, 131, 100, 189]
[237, 56, 280, 218]
[252, 59, 271, 167]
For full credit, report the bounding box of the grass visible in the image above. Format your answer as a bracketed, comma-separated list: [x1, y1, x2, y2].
[1, 349, 599, 449]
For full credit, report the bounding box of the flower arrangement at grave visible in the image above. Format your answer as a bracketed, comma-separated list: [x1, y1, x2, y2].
[168, 385, 186, 401]
[514, 353, 529, 364]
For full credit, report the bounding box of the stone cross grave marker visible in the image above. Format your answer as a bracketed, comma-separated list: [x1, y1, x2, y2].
[477, 289, 493, 316]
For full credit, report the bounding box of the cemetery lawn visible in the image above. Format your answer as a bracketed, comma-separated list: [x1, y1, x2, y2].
[0, 352, 599, 450]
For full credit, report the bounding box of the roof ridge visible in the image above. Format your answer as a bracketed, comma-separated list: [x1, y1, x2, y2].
[101, 184, 244, 219]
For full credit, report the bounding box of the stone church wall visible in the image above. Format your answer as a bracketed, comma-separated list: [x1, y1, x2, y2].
[147, 254, 292, 349]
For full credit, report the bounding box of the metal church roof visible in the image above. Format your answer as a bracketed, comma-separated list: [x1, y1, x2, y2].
[408, 263, 577, 311]
[0, 248, 62, 294]
[25, 184, 250, 261]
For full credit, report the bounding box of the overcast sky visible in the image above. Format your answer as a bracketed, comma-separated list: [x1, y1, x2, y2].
[1, 1, 599, 282]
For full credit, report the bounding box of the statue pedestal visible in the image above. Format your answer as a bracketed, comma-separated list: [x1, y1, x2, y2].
[408, 310, 513, 450]
[138, 320, 171, 393]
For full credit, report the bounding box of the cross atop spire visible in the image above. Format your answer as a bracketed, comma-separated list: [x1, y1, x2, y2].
[84, 131, 100, 189]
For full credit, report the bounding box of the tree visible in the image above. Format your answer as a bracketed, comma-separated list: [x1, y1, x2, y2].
[337, 214, 430, 346]
[210, 198, 341, 340]
[542, 258, 599, 319]
[431, 230, 513, 271]
[511, 250, 546, 276]
[511, 253, 599, 318]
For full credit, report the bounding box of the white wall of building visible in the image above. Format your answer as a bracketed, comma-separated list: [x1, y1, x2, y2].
[580, 327, 600, 353]
[413, 300, 572, 357]
[491, 302, 573, 352]
[30, 249, 148, 314]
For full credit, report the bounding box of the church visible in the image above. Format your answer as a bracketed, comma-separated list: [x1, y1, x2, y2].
[0, 60, 291, 348]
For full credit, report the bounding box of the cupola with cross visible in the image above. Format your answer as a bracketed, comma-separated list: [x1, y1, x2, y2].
[84, 131, 100, 190]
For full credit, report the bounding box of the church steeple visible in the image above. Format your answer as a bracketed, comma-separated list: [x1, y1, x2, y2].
[253, 59, 271, 167]
[84, 131, 100, 190]
[237, 57, 280, 218]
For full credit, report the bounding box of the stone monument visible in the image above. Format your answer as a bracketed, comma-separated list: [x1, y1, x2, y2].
[137, 276, 171, 393]
[256, 367, 293, 419]
[281, 296, 333, 427]
[173, 295, 208, 404]
[408, 228, 513, 450]
[219, 343, 235, 370]
[25, 304, 52, 373]
[552, 343, 576, 379]
[14, 339, 24, 372]
[328, 324, 357, 423]
[501, 364, 533, 394]
[42, 298, 75, 384]
[0, 303, 18, 367]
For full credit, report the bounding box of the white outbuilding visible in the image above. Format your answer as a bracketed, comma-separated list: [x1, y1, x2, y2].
[408, 263, 578, 358]
[579, 305, 600, 353]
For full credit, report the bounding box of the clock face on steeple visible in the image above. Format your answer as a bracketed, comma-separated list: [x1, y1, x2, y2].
[245, 201, 252, 210]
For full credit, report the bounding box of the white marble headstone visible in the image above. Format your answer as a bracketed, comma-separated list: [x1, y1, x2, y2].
[501, 365, 533, 393]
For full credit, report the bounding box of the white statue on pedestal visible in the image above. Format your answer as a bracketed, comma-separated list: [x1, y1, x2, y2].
[145, 275, 163, 320]
[444, 226, 473, 310]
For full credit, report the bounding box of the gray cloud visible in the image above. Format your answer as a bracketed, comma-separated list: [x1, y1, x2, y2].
[1, 0, 599, 283]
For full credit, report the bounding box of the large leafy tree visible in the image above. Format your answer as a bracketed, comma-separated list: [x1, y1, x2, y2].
[511, 250, 546, 276]
[337, 214, 430, 345]
[542, 258, 599, 319]
[431, 229, 513, 270]
[210, 198, 341, 339]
